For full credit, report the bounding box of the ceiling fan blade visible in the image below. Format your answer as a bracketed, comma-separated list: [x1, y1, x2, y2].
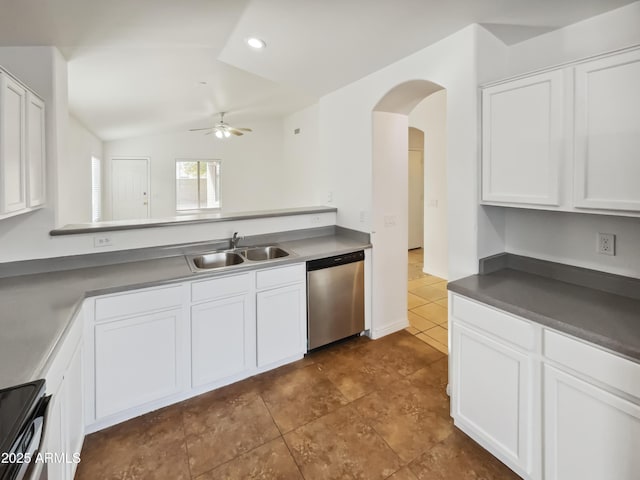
[189, 127, 214, 131]
[205, 131, 212, 136]
[236, 127, 252, 132]
[228, 128, 244, 136]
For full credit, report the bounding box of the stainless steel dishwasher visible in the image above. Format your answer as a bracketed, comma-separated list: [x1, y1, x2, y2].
[307, 250, 365, 350]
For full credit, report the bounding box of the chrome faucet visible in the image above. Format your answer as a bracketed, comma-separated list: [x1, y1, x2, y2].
[231, 232, 244, 249]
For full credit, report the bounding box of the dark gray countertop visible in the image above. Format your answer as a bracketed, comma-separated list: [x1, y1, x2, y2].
[0, 233, 370, 389]
[448, 264, 640, 362]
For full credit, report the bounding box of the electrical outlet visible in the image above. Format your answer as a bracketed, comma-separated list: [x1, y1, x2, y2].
[327, 190, 333, 203]
[384, 215, 396, 227]
[94, 235, 113, 248]
[597, 233, 615, 256]
[359, 211, 366, 223]
[310, 215, 321, 224]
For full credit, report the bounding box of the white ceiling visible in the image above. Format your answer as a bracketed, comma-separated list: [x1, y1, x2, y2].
[0, 0, 635, 140]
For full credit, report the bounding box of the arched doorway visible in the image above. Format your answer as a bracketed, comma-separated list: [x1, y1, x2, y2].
[370, 80, 447, 340]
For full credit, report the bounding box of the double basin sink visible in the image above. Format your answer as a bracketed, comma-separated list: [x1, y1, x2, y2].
[186, 245, 295, 273]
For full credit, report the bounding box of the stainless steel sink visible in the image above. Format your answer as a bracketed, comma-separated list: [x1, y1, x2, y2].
[189, 251, 244, 271]
[243, 246, 290, 261]
[186, 244, 294, 273]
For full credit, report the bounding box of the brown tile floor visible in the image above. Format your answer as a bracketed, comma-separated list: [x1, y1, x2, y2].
[406, 248, 449, 354]
[75, 331, 519, 479]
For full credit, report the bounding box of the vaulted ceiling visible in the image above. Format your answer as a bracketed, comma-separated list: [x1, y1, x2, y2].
[0, 0, 634, 140]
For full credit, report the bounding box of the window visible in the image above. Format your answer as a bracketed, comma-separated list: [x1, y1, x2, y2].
[176, 159, 221, 211]
[91, 156, 102, 222]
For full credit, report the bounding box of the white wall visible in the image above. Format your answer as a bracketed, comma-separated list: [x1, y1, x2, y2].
[409, 90, 448, 279]
[506, 2, 640, 79]
[63, 116, 103, 225]
[103, 118, 314, 219]
[0, 46, 69, 262]
[371, 111, 410, 337]
[312, 25, 508, 338]
[282, 104, 325, 206]
[505, 209, 640, 279]
[318, 25, 500, 285]
[498, 2, 640, 278]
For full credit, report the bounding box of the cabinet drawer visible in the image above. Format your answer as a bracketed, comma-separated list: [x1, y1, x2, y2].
[544, 329, 640, 399]
[450, 294, 534, 351]
[191, 272, 250, 303]
[95, 285, 183, 322]
[256, 263, 305, 290]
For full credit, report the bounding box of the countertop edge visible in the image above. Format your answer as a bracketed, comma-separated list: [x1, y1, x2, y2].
[448, 281, 640, 363]
[50, 206, 338, 236]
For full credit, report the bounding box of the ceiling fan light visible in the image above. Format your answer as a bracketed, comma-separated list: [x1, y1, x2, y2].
[224, 130, 231, 138]
[215, 130, 223, 139]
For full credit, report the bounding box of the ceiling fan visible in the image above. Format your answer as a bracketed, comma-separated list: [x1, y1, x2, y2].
[189, 112, 253, 138]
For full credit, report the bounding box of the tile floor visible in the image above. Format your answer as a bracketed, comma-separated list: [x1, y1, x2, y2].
[76, 330, 519, 479]
[406, 248, 449, 354]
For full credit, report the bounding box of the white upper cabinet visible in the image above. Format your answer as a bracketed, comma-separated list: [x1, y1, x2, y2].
[0, 68, 46, 218]
[0, 73, 27, 215]
[481, 47, 640, 217]
[482, 70, 564, 206]
[573, 49, 640, 212]
[26, 92, 45, 207]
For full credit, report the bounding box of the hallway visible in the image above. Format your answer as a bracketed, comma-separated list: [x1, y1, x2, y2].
[406, 248, 448, 354]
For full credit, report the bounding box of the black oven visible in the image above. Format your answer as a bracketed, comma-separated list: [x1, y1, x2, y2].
[0, 380, 49, 480]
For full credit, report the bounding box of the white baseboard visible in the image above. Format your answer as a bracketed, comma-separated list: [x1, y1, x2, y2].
[371, 317, 409, 339]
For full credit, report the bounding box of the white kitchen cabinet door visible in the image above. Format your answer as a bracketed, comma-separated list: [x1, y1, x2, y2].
[44, 388, 65, 480]
[256, 283, 306, 368]
[452, 322, 533, 477]
[0, 73, 27, 215]
[43, 339, 83, 480]
[573, 49, 640, 211]
[543, 364, 640, 480]
[191, 294, 253, 388]
[482, 69, 563, 206]
[94, 309, 183, 419]
[63, 341, 84, 479]
[26, 92, 45, 207]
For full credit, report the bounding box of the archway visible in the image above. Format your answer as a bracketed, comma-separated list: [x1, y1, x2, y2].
[370, 79, 446, 339]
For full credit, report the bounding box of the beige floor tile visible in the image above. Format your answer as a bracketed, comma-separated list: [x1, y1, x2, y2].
[405, 326, 420, 335]
[411, 285, 448, 302]
[408, 276, 443, 291]
[416, 333, 448, 355]
[435, 298, 448, 308]
[408, 264, 428, 281]
[408, 292, 429, 309]
[431, 281, 448, 293]
[408, 311, 438, 332]
[424, 326, 448, 345]
[412, 303, 448, 325]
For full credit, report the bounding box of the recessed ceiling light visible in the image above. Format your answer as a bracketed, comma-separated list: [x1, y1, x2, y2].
[246, 37, 266, 49]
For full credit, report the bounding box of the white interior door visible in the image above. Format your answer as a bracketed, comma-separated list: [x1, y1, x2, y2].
[111, 158, 149, 220]
[408, 150, 424, 249]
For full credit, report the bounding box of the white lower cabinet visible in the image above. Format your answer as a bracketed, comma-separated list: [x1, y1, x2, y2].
[85, 262, 308, 432]
[451, 292, 640, 480]
[452, 316, 533, 478]
[543, 364, 640, 480]
[257, 283, 306, 368]
[43, 308, 84, 480]
[94, 308, 184, 419]
[191, 293, 253, 387]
